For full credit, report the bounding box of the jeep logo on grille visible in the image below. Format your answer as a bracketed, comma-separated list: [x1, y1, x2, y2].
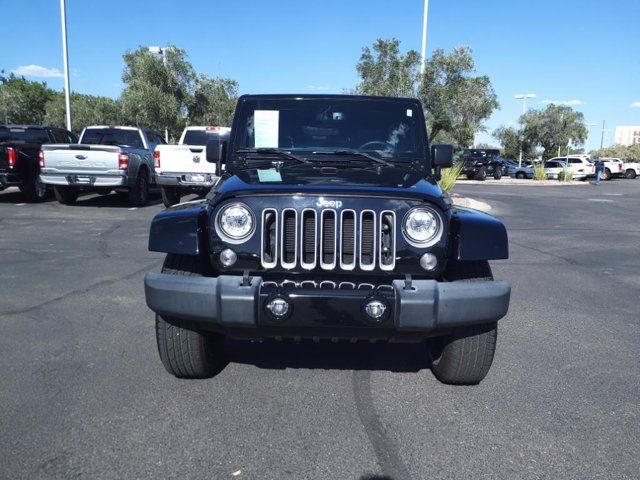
[316, 197, 342, 209]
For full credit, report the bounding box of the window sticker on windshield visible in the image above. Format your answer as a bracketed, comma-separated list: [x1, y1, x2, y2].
[257, 168, 282, 182]
[406, 109, 413, 117]
[254, 110, 279, 148]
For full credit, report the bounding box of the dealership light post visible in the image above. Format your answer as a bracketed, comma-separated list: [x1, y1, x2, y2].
[420, 0, 429, 74]
[149, 46, 170, 142]
[59, 0, 72, 131]
[514, 93, 536, 167]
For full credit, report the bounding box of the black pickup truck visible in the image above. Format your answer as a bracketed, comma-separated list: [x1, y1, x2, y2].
[143, 95, 511, 385]
[0, 125, 77, 201]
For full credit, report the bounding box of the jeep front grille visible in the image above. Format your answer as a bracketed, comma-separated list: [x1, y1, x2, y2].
[261, 208, 396, 271]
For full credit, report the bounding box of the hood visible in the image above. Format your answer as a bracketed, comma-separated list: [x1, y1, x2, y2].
[215, 164, 449, 207]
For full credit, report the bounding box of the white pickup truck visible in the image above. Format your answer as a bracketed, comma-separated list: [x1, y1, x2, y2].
[154, 126, 230, 207]
[40, 126, 165, 206]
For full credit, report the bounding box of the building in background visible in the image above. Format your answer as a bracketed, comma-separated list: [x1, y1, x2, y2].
[614, 126, 640, 146]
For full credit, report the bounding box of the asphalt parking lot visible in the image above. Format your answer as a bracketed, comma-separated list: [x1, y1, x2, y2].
[1, 181, 638, 480]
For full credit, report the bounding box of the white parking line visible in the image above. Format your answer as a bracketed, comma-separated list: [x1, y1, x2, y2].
[15, 203, 26, 206]
[128, 207, 137, 211]
[588, 198, 613, 202]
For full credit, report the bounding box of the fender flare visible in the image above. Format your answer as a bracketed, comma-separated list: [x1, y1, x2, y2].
[449, 207, 509, 261]
[148, 201, 208, 256]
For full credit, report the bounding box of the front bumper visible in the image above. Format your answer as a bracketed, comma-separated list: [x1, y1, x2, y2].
[39, 172, 127, 188]
[144, 274, 510, 337]
[155, 172, 218, 187]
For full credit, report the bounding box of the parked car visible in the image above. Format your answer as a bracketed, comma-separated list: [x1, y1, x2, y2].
[154, 126, 231, 207]
[544, 160, 586, 180]
[459, 148, 504, 180]
[504, 160, 534, 179]
[143, 94, 511, 385]
[40, 125, 165, 206]
[547, 156, 593, 179]
[597, 157, 625, 180]
[0, 124, 77, 202]
[621, 161, 639, 179]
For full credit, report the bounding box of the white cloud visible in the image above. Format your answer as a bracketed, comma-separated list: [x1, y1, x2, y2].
[307, 84, 330, 91]
[630, 101, 640, 108]
[540, 99, 583, 106]
[11, 64, 63, 78]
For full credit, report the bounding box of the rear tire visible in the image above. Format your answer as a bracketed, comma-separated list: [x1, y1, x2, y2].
[429, 260, 498, 385]
[20, 172, 48, 203]
[155, 254, 227, 379]
[475, 167, 487, 181]
[53, 186, 78, 205]
[128, 169, 149, 207]
[515, 172, 525, 179]
[625, 169, 637, 179]
[493, 169, 502, 180]
[602, 168, 611, 181]
[161, 186, 181, 208]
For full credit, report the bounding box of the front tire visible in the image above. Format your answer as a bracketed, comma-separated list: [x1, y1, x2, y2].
[155, 254, 226, 378]
[515, 172, 526, 179]
[429, 260, 498, 385]
[53, 186, 78, 205]
[493, 168, 502, 180]
[475, 167, 487, 181]
[161, 186, 181, 208]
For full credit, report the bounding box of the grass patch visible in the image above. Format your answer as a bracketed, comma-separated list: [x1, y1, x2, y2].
[533, 164, 547, 181]
[438, 162, 464, 192]
[558, 170, 573, 182]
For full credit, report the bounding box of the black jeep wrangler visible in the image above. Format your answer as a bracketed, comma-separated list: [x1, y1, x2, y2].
[459, 148, 504, 180]
[144, 95, 510, 385]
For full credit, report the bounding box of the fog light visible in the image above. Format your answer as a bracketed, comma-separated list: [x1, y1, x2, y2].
[219, 248, 237, 267]
[364, 299, 387, 321]
[266, 297, 290, 318]
[420, 253, 437, 271]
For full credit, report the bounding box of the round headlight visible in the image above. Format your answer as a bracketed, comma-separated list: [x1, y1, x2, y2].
[402, 207, 442, 246]
[217, 203, 255, 241]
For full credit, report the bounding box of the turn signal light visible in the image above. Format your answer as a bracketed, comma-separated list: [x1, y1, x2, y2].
[118, 153, 129, 170]
[153, 150, 160, 168]
[38, 150, 45, 168]
[7, 147, 17, 168]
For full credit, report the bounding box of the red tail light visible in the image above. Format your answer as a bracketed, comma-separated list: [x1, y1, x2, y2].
[38, 150, 45, 168]
[7, 147, 17, 168]
[153, 150, 160, 168]
[118, 152, 129, 170]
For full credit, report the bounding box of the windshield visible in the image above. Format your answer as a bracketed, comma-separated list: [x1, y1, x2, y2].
[232, 98, 427, 161]
[81, 128, 144, 148]
[0, 127, 50, 144]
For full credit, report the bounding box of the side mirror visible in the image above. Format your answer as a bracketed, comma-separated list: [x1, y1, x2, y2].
[431, 144, 454, 168]
[206, 135, 229, 175]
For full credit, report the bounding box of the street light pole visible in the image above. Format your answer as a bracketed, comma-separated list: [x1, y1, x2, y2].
[420, 0, 429, 74]
[600, 120, 606, 149]
[514, 93, 536, 167]
[149, 46, 170, 142]
[59, 0, 72, 131]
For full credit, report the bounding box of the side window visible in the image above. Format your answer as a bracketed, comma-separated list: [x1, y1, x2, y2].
[144, 131, 157, 151]
[67, 131, 78, 143]
[51, 130, 67, 143]
[125, 130, 144, 149]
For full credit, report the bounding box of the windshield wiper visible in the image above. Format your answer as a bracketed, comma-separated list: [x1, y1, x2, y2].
[235, 148, 312, 164]
[312, 150, 394, 167]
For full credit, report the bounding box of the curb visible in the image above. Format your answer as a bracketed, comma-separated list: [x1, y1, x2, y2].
[458, 179, 589, 186]
[451, 196, 492, 212]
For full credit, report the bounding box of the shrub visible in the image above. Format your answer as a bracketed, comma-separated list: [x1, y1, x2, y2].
[438, 162, 464, 192]
[533, 164, 547, 181]
[558, 170, 573, 182]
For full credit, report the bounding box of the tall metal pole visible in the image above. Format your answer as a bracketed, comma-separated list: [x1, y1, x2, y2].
[600, 120, 606, 149]
[420, 0, 429, 74]
[60, 0, 72, 131]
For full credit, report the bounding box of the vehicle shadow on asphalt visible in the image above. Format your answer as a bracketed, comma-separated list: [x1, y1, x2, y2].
[0, 190, 56, 204]
[227, 339, 430, 373]
[67, 191, 163, 209]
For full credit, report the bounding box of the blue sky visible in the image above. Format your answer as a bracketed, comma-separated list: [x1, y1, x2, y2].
[2, 0, 639, 150]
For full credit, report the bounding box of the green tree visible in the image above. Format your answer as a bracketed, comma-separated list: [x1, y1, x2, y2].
[0, 72, 55, 124]
[44, 92, 121, 134]
[187, 75, 238, 126]
[591, 143, 640, 162]
[419, 47, 499, 148]
[355, 38, 420, 97]
[520, 104, 587, 159]
[120, 46, 195, 139]
[493, 125, 535, 161]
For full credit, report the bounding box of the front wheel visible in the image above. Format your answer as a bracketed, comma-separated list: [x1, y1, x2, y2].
[515, 172, 526, 179]
[475, 167, 487, 181]
[155, 254, 227, 378]
[161, 186, 181, 208]
[53, 186, 78, 205]
[493, 169, 502, 180]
